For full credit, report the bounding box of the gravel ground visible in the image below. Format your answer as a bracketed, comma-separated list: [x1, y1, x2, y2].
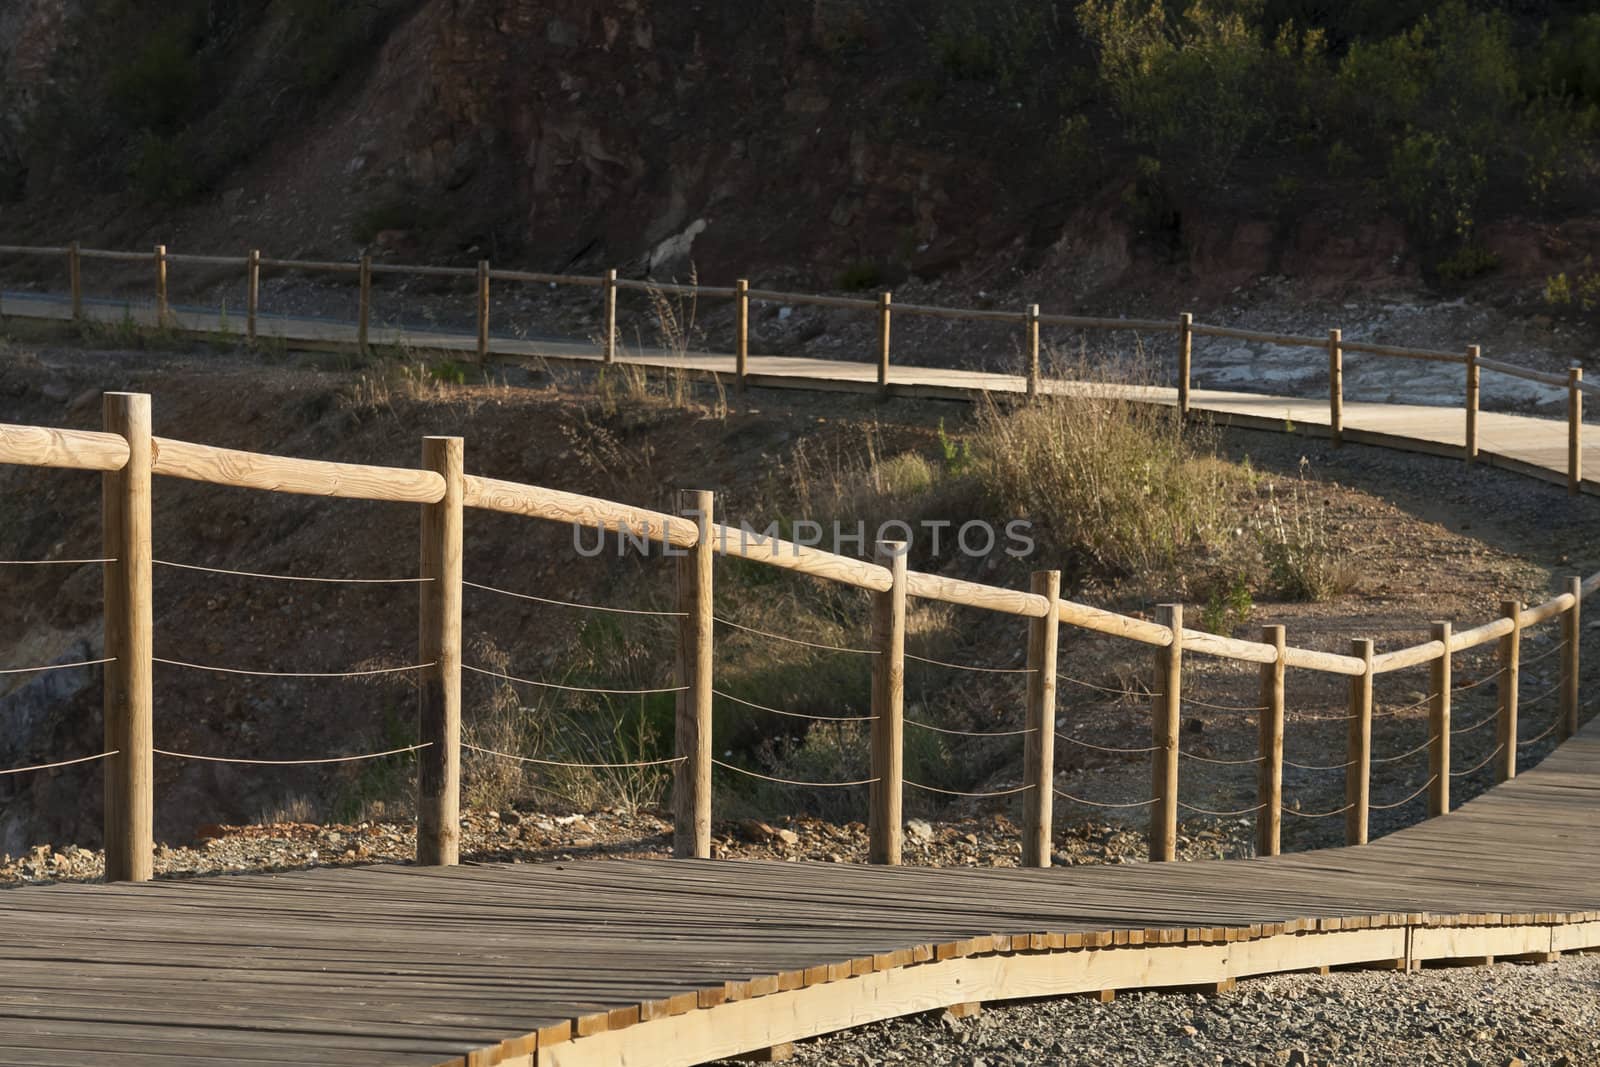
[743, 955, 1600, 1067]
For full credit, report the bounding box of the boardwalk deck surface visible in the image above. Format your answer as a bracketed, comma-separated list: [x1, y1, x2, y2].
[2, 718, 1598, 1066]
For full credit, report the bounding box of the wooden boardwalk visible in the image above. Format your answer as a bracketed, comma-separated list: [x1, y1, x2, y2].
[2, 717, 1598, 1066]
[4, 292, 1597, 496]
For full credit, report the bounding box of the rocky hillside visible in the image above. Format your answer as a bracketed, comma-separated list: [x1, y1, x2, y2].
[2, 1, 1600, 313]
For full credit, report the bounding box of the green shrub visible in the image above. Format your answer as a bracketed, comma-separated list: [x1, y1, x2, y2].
[1435, 242, 1499, 282]
[835, 261, 883, 291]
[1199, 572, 1253, 635]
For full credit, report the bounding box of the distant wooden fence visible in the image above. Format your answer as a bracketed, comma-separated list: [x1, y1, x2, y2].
[0, 241, 1592, 494]
[0, 394, 1591, 882]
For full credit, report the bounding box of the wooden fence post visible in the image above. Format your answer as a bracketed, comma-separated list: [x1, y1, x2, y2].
[1345, 639, 1373, 846]
[869, 539, 907, 865]
[1149, 604, 1182, 862]
[1022, 570, 1060, 867]
[153, 245, 168, 327]
[603, 269, 618, 364]
[735, 279, 750, 395]
[417, 436, 463, 866]
[673, 489, 715, 860]
[476, 260, 491, 362]
[246, 249, 260, 343]
[1568, 364, 1583, 495]
[1256, 624, 1285, 857]
[1328, 328, 1343, 448]
[1429, 622, 1451, 817]
[876, 292, 893, 399]
[1026, 304, 1042, 399]
[102, 391, 154, 884]
[1465, 345, 1480, 464]
[1497, 599, 1521, 783]
[1177, 312, 1192, 417]
[1561, 576, 1581, 743]
[357, 255, 372, 354]
[68, 241, 82, 321]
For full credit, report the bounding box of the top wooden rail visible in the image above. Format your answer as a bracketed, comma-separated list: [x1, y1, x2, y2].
[153, 437, 446, 503]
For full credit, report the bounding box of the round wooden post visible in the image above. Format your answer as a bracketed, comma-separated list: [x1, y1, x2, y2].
[1328, 328, 1344, 448]
[68, 241, 82, 321]
[1345, 639, 1373, 846]
[603, 269, 618, 364]
[246, 249, 260, 343]
[1149, 604, 1182, 862]
[1561, 576, 1581, 743]
[673, 489, 715, 860]
[357, 255, 373, 354]
[1022, 570, 1060, 867]
[876, 292, 893, 399]
[1026, 304, 1042, 399]
[1497, 599, 1521, 783]
[1568, 364, 1583, 495]
[153, 245, 168, 327]
[1428, 622, 1452, 817]
[1465, 345, 1480, 464]
[476, 260, 491, 362]
[869, 539, 907, 865]
[102, 391, 154, 884]
[417, 436, 463, 866]
[1177, 313, 1192, 417]
[1256, 625, 1285, 857]
[735, 279, 750, 395]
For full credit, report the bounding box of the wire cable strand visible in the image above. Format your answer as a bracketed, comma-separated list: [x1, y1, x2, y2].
[906, 718, 1035, 739]
[1369, 776, 1438, 811]
[1450, 708, 1500, 736]
[906, 779, 1033, 798]
[1449, 744, 1505, 778]
[1283, 756, 1356, 772]
[1453, 667, 1505, 694]
[154, 743, 431, 766]
[1056, 732, 1161, 755]
[712, 687, 875, 723]
[464, 579, 684, 617]
[1519, 681, 1563, 708]
[463, 663, 686, 695]
[0, 558, 114, 566]
[157, 657, 432, 679]
[1370, 734, 1438, 766]
[155, 559, 431, 585]
[0, 656, 114, 676]
[1374, 692, 1435, 718]
[1052, 788, 1158, 809]
[1177, 799, 1265, 817]
[1519, 640, 1568, 668]
[1283, 800, 1354, 819]
[1517, 718, 1563, 748]
[0, 750, 118, 776]
[904, 652, 1035, 675]
[712, 758, 877, 788]
[714, 616, 876, 655]
[1059, 674, 1148, 700]
[1179, 750, 1265, 766]
[1182, 698, 1269, 714]
[463, 743, 685, 770]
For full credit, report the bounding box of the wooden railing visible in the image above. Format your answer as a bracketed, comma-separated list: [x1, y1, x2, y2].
[0, 394, 1590, 881]
[0, 241, 1592, 493]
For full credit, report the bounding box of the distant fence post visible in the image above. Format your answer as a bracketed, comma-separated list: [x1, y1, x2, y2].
[417, 436, 464, 866]
[476, 260, 491, 362]
[246, 250, 260, 343]
[153, 245, 168, 326]
[1256, 624, 1285, 857]
[1328, 329, 1343, 448]
[68, 241, 82, 321]
[1568, 364, 1583, 495]
[869, 539, 907, 865]
[1465, 344, 1480, 464]
[735, 279, 750, 395]
[1022, 569, 1060, 867]
[603, 269, 618, 364]
[1177, 313, 1192, 417]
[357, 255, 373, 354]
[1149, 604, 1182, 862]
[876, 292, 893, 399]
[1561, 576, 1581, 742]
[102, 391, 154, 884]
[1026, 304, 1042, 399]
[1429, 622, 1451, 817]
[673, 489, 715, 860]
[1345, 639, 1373, 846]
[1497, 599, 1521, 783]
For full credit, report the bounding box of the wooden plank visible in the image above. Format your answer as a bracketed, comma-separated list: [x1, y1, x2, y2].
[0, 423, 129, 471]
[904, 571, 1049, 618]
[154, 437, 445, 503]
[466, 476, 692, 547]
[715, 524, 891, 591]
